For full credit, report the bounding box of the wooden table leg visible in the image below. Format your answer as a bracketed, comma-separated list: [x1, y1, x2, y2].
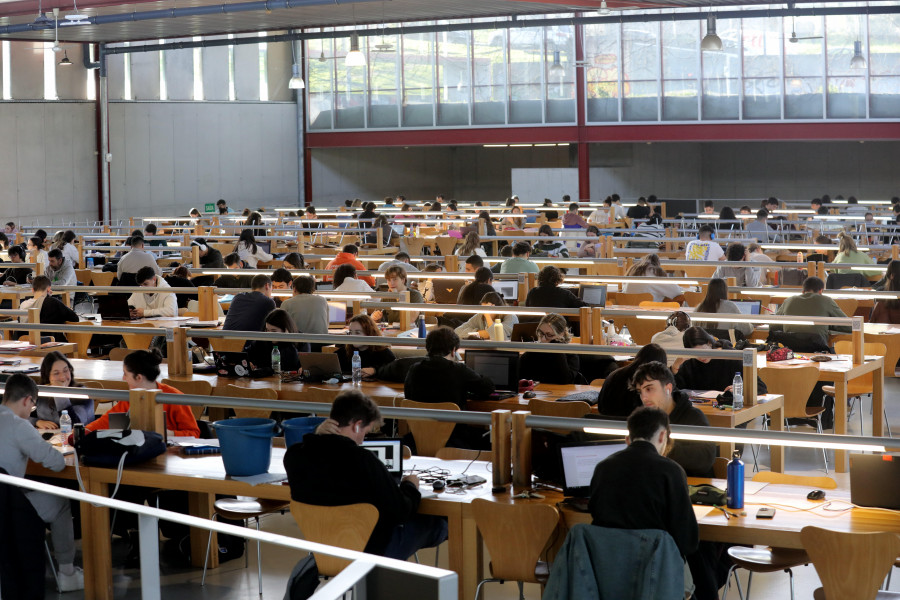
[834, 379, 848, 473]
[873, 361, 885, 437]
[442, 509, 465, 600]
[188, 492, 217, 568]
[83, 479, 113, 600]
[460, 513, 482, 600]
[771, 402, 785, 473]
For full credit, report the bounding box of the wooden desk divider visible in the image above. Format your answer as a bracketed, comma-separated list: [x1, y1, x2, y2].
[167, 327, 192, 376]
[525, 272, 537, 295]
[27, 307, 41, 345]
[352, 299, 363, 317]
[511, 411, 532, 490]
[817, 261, 827, 281]
[726, 277, 737, 299]
[398, 292, 412, 331]
[444, 254, 459, 273]
[78, 240, 86, 269]
[579, 307, 593, 344]
[806, 261, 817, 278]
[592, 307, 604, 345]
[490, 410, 511, 488]
[851, 317, 864, 364]
[191, 245, 200, 268]
[128, 388, 165, 435]
[893, 245, 899, 261]
[197, 286, 218, 321]
[741, 348, 758, 407]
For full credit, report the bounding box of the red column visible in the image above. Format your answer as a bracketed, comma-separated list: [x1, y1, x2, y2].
[574, 23, 589, 202]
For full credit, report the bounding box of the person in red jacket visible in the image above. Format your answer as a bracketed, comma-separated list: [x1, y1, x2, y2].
[324, 244, 375, 287]
[85, 349, 200, 437]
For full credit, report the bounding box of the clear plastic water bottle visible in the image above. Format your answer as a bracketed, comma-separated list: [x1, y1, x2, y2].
[351, 350, 362, 386]
[732, 372, 743, 410]
[271, 344, 281, 375]
[620, 324, 633, 345]
[726, 449, 745, 509]
[59, 410, 72, 437]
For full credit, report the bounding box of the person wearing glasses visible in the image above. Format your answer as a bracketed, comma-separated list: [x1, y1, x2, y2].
[0, 374, 84, 591]
[518, 313, 581, 384]
[32, 351, 94, 430]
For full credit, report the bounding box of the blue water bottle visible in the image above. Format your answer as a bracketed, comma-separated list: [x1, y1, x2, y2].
[417, 315, 427, 338]
[726, 449, 744, 510]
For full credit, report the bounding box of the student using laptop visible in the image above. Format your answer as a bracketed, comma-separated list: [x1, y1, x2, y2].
[519, 313, 581, 384]
[128, 266, 178, 319]
[284, 390, 447, 560]
[33, 351, 94, 429]
[281, 275, 329, 337]
[692, 278, 753, 338]
[371, 265, 423, 325]
[245, 309, 307, 374]
[525, 266, 586, 311]
[336, 314, 395, 375]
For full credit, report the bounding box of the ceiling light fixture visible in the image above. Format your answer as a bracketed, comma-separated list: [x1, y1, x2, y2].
[58, 50, 72, 66]
[288, 63, 304, 89]
[596, 0, 610, 16]
[850, 40, 866, 69]
[346, 32, 366, 67]
[701, 13, 723, 51]
[549, 50, 565, 77]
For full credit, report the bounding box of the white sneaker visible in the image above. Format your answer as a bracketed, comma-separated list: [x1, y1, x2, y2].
[58, 566, 85, 592]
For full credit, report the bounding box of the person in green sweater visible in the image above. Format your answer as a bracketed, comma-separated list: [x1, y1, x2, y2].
[771, 276, 852, 340]
[831, 232, 880, 277]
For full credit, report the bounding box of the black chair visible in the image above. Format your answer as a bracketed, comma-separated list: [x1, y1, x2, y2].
[117, 272, 138, 287]
[826, 272, 870, 289]
[0, 467, 46, 599]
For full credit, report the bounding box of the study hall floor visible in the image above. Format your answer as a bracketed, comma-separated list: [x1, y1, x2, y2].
[48, 376, 900, 600]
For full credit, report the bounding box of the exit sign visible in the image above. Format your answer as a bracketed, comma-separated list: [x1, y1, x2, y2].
[204, 203, 215, 212]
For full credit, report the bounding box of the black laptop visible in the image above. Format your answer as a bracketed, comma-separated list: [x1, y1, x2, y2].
[578, 284, 608, 307]
[433, 278, 467, 304]
[213, 351, 267, 378]
[362, 439, 404, 483]
[464, 349, 519, 400]
[97, 294, 136, 321]
[850, 453, 900, 510]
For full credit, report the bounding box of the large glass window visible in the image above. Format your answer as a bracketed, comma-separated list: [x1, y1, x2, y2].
[701, 17, 740, 120]
[784, 15, 824, 118]
[826, 15, 866, 118]
[369, 33, 400, 128]
[472, 27, 507, 125]
[307, 38, 334, 130]
[661, 20, 699, 121]
[868, 14, 900, 117]
[742, 16, 782, 119]
[402, 31, 434, 127]
[437, 27, 471, 126]
[334, 32, 366, 129]
[584, 22, 619, 122]
[508, 26, 543, 124]
[545, 24, 575, 123]
[622, 21, 659, 121]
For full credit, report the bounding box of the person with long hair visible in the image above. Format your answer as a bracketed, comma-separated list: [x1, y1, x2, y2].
[518, 313, 581, 384]
[577, 225, 602, 258]
[621, 254, 686, 303]
[674, 327, 767, 397]
[32, 351, 93, 429]
[421, 263, 445, 303]
[454, 291, 518, 340]
[337, 314, 395, 375]
[532, 224, 569, 258]
[832, 231, 879, 276]
[501, 206, 525, 230]
[244, 211, 266, 237]
[234, 229, 273, 268]
[871, 259, 900, 323]
[525, 265, 585, 309]
[283, 252, 307, 270]
[333, 263, 374, 292]
[245, 309, 307, 373]
[596, 343, 668, 417]
[693, 278, 753, 337]
[84, 350, 200, 437]
[456, 231, 487, 258]
[712, 242, 761, 287]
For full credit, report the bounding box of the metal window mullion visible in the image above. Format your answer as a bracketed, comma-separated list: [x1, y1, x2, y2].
[656, 19, 662, 122]
[331, 36, 337, 129]
[541, 25, 548, 124]
[779, 16, 785, 120]
[432, 31, 438, 127]
[864, 13, 870, 119]
[363, 33, 369, 129]
[617, 22, 624, 122]
[397, 31, 404, 127]
[698, 18, 704, 120]
[468, 28, 474, 126]
[505, 26, 511, 125]
[821, 14, 827, 118]
[738, 16, 744, 120]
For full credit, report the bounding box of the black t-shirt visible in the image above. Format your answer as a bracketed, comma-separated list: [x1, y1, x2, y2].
[525, 285, 585, 309]
[336, 346, 396, 373]
[457, 282, 495, 306]
[403, 355, 494, 410]
[223, 291, 276, 332]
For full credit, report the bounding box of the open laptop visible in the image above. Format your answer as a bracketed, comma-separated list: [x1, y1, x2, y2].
[433, 278, 467, 304]
[578, 284, 607, 307]
[297, 352, 344, 381]
[108, 412, 131, 430]
[492, 281, 518, 303]
[731, 300, 762, 315]
[97, 294, 136, 321]
[213, 351, 267, 378]
[464, 349, 518, 400]
[558, 440, 628, 502]
[327, 301, 348, 325]
[510, 322, 539, 343]
[362, 438, 403, 483]
[850, 453, 900, 510]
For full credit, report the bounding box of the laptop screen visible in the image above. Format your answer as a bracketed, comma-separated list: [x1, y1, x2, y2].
[361, 439, 403, 476]
[731, 300, 761, 315]
[492, 281, 518, 302]
[559, 441, 627, 496]
[579, 284, 607, 307]
[464, 350, 518, 390]
[327, 301, 347, 325]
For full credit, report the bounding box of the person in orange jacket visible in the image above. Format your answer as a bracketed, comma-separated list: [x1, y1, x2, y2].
[324, 244, 376, 287]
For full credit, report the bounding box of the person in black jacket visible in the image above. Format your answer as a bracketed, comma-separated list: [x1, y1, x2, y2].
[336, 314, 395, 375]
[20, 276, 78, 342]
[674, 327, 767, 396]
[525, 266, 585, 310]
[284, 390, 447, 559]
[214, 253, 253, 289]
[404, 327, 494, 448]
[244, 309, 307, 374]
[0, 245, 32, 287]
[596, 343, 667, 415]
[519, 313, 581, 384]
[164, 265, 195, 309]
[457, 267, 495, 306]
[223, 274, 275, 332]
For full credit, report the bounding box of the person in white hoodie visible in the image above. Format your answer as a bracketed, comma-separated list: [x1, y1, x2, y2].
[129, 266, 177, 318]
[650, 311, 692, 369]
[234, 229, 273, 268]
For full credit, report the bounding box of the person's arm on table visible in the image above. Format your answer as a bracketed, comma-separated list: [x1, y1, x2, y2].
[19, 420, 66, 472]
[164, 404, 201, 437]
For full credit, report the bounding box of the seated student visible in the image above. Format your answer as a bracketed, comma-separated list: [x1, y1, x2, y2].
[588, 407, 698, 598]
[214, 252, 252, 289]
[457, 266, 495, 306]
[577, 225, 602, 258]
[116, 236, 160, 283]
[596, 344, 667, 417]
[372, 265, 423, 325]
[832, 231, 879, 276]
[129, 266, 178, 318]
[490, 245, 513, 273]
[283, 390, 447, 560]
[684, 225, 724, 261]
[33, 351, 94, 429]
[223, 274, 276, 332]
[525, 265, 585, 309]
[333, 263, 375, 292]
[234, 229, 273, 268]
[377, 251, 419, 273]
[336, 314, 395, 375]
[532, 224, 569, 258]
[27, 236, 50, 272]
[281, 275, 328, 335]
[46, 248, 76, 288]
[620, 254, 686, 304]
[282, 252, 307, 270]
[455, 232, 486, 259]
[245, 309, 306, 373]
[562, 202, 589, 228]
[500, 241, 540, 274]
[0, 375, 84, 591]
[675, 327, 767, 396]
[712, 243, 761, 288]
[270, 267, 294, 292]
[164, 265, 195, 309]
[19, 276, 78, 340]
[455, 291, 518, 341]
[85, 350, 200, 436]
[519, 313, 581, 384]
[872, 261, 900, 323]
[325, 244, 376, 287]
[650, 311, 692, 367]
[420, 264, 445, 303]
[462, 254, 484, 274]
[0, 245, 33, 286]
[404, 327, 494, 447]
[693, 278, 753, 338]
[771, 276, 851, 340]
[143, 223, 165, 247]
[192, 238, 225, 269]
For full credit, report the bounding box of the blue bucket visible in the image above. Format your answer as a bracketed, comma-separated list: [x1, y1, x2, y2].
[212, 418, 277, 477]
[283, 416, 326, 448]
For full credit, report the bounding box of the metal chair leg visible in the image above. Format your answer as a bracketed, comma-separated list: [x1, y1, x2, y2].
[885, 410, 893, 438]
[244, 519, 249, 569]
[746, 571, 753, 599]
[517, 580, 524, 600]
[474, 580, 487, 600]
[817, 418, 829, 474]
[434, 544, 440, 567]
[45, 539, 61, 593]
[256, 517, 263, 597]
[201, 513, 218, 586]
[787, 568, 795, 600]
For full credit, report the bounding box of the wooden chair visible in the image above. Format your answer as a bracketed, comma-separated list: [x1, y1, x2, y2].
[435, 447, 494, 462]
[589, 378, 605, 387]
[209, 337, 247, 353]
[722, 472, 838, 600]
[81, 380, 104, 389]
[221, 384, 276, 420]
[824, 341, 891, 436]
[801, 526, 900, 600]
[403, 237, 427, 257]
[290, 502, 379, 576]
[90, 271, 116, 291]
[611, 292, 652, 307]
[161, 378, 212, 419]
[758, 366, 828, 472]
[833, 298, 859, 318]
[713, 456, 728, 479]
[107, 347, 135, 362]
[528, 398, 591, 435]
[471, 499, 560, 600]
[65, 321, 95, 359]
[638, 301, 681, 310]
[683, 291, 706, 306]
[399, 399, 459, 457]
[120, 322, 156, 350]
[74, 269, 92, 286]
[616, 315, 667, 345]
[434, 236, 458, 256]
[681, 264, 717, 278]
